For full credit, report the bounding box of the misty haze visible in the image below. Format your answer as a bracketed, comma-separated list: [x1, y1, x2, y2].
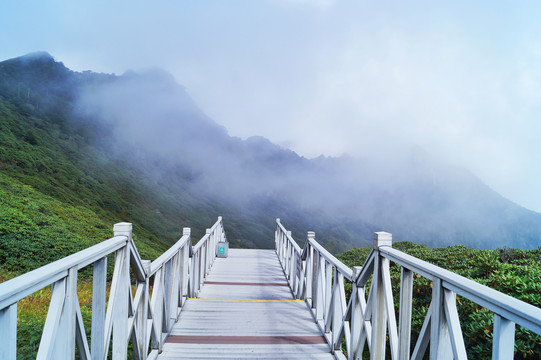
[2, 2, 541, 358]
[3, 52, 540, 251]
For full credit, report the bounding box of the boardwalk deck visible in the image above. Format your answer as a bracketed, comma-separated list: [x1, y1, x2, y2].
[157, 249, 335, 359]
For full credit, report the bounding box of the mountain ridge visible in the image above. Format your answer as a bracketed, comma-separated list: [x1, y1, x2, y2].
[1, 52, 540, 261]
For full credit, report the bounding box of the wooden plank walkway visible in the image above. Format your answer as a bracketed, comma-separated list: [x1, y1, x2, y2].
[157, 249, 335, 359]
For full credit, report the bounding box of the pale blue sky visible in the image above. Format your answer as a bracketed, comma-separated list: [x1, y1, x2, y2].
[1, 1, 541, 212]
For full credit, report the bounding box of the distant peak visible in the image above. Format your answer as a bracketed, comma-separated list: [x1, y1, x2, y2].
[20, 51, 54, 60]
[2, 51, 62, 68]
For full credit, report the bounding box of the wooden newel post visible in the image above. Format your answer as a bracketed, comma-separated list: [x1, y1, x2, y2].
[306, 231, 316, 305]
[112, 222, 132, 360]
[217, 216, 223, 242]
[372, 231, 392, 360]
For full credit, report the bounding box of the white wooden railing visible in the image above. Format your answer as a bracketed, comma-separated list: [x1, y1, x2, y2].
[275, 219, 541, 360]
[0, 216, 225, 360]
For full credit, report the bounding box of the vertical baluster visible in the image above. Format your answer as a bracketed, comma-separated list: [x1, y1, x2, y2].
[430, 278, 452, 360]
[0, 303, 17, 360]
[91, 257, 107, 360]
[288, 241, 294, 284]
[150, 268, 163, 351]
[298, 249, 307, 300]
[315, 254, 325, 322]
[139, 260, 151, 359]
[190, 252, 197, 298]
[163, 259, 172, 332]
[381, 256, 398, 360]
[398, 267, 413, 360]
[37, 278, 67, 359]
[332, 270, 347, 353]
[442, 289, 467, 359]
[350, 266, 363, 360]
[291, 250, 298, 297]
[324, 261, 332, 329]
[492, 314, 515, 360]
[169, 253, 181, 325]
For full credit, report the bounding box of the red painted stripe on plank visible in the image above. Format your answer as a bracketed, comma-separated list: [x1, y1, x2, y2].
[166, 335, 327, 345]
[204, 281, 289, 286]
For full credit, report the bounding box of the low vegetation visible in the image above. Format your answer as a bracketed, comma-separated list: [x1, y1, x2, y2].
[338, 242, 541, 359]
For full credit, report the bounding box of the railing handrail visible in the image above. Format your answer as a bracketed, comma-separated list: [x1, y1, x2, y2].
[276, 219, 302, 253]
[192, 216, 225, 253]
[150, 232, 190, 276]
[0, 216, 225, 360]
[380, 245, 541, 334]
[307, 237, 353, 280]
[275, 220, 541, 360]
[0, 235, 127, 309]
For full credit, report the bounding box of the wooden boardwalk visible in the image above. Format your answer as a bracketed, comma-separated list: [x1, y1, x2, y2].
[157, 249, 335, 359]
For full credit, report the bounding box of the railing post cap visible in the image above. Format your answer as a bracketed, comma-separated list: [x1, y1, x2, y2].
[276, 218, 281, 223]
[183, 227, 191, 236]
[141, 259, 151, 275]
[114, 222, 132, 238]
[352, 266, 363, 278]
[307, 231, 315, 239]
[218, 216, 222, 221]
[374, 231, 392, 249]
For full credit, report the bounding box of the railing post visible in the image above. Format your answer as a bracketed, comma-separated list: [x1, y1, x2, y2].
[204, 229, 211, 278]
[371, 231, 392, 360]
[306, 231, 315, 306]
[275, 218, 280, 252]
[181, 228, 190, 305]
